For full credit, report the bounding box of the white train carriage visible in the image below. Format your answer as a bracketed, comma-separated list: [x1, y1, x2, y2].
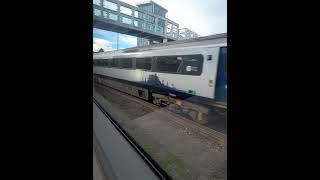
[93, 33, 227, 120]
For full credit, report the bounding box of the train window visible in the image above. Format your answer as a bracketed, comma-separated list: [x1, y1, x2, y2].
[155, 56, 182, 73]
[102, 59, 110, 66]
[119, 58, 132, 69]
[153, 55, 203, 75]
[95, 59, 102, 66]
[136, 58, 152, 70]
[180, 55, 204, 75]
[110, 59, 119, 67]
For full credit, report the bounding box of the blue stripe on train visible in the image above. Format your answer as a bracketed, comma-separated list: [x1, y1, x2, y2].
[215, 47, 227, 102]
[93, 73, 194, 100]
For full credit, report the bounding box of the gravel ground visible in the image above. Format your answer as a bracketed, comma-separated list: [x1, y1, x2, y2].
[93, 85, 227, 180]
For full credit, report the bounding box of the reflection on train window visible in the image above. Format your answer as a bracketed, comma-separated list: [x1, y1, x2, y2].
[93, 55, 204, 76]
[154, 55, 203, 75]
[102, 59, 109, 66]
[136, 58, 152, 70]
[95, 59, 102, 66]
[155, 56, 182, 73]
[180, 55, 203, 75]
[119, 58, 132, 68]
[101, 60, 105, 66]
[110, 59, 119, 67]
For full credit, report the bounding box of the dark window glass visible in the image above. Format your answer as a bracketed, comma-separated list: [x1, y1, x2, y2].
[155, 56, 182, 73]
[119, 58, 132, 68]
[180, 55, 203, 75]
[136, 58, 152, 70]
[94, 59, 109, 66]
[110, 59, 119, 67]
[101, 59, 105, 66]
[222, 47, 227, 73]
[102, 59, 109, 66]
[154, 55, 203, 75]
[96, 59, 102, 66]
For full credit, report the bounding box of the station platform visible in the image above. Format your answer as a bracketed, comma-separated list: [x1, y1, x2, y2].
[93, 100, 159, 180]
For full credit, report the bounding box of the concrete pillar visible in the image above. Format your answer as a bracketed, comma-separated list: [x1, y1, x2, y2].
[131, 7, 134, 26]
[117, 1, 120, 23]
[155, 17, 158, 33]
[163, 38, 168, 43]
[164, 20, 168, 36]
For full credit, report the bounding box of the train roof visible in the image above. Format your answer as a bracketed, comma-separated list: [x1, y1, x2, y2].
[93, 33, 227, 57]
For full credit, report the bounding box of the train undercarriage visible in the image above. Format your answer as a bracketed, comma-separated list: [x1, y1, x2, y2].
[93, 74, 225, 123]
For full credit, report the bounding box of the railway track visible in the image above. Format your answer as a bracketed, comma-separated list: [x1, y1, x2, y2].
[94, 82, 227, 144]
[212, 102, 227, 109]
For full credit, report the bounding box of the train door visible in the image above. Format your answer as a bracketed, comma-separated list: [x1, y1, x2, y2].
[214, 47, 227, 102]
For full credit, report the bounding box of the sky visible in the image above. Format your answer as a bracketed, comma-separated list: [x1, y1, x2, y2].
[93, 0, 227, 52]
[93, 28, 137, 52]
[124, 0, 227, 36]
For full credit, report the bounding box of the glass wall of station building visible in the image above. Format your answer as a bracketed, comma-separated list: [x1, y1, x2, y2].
[178, 28, 199, 40]
[153, 3, 167, 17]
[137, 2, 168, 46]
[137, 2, 167, 17]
